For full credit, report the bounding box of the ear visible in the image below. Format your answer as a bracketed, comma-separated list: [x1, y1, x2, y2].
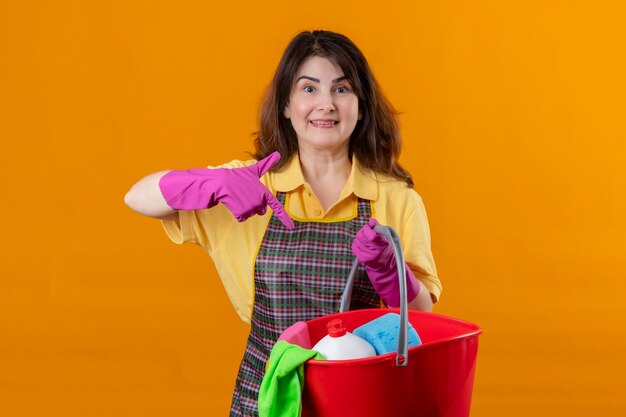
[283, 104, 291, 119]
[358, 111, 363, 120]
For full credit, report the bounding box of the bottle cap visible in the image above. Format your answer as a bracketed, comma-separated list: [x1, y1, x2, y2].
[327, 319, 347, 337]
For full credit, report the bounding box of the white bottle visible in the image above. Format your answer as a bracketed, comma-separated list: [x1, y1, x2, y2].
[312, 319, 376, 360]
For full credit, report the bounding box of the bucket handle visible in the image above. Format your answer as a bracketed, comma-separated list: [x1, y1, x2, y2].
[339, 224, 409, 367]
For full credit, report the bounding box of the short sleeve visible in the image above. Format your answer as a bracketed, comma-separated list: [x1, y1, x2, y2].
[401, 194, 442, 303]
[160, 158, 258, 252]
[161, 204, 237, 254]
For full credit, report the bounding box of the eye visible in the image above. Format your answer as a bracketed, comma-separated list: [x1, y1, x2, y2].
[335, 86, 350, 94]
[303, 86, 315, 93]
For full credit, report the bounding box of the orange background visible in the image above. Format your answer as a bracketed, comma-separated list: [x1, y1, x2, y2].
[1, 1, 625, 416]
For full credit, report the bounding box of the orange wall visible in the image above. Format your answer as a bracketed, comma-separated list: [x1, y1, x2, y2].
[1, 1, 625, 416]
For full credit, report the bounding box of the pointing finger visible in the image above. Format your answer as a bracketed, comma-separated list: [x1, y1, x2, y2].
[254, 151, 281, 177]
[265, 190, 295, 230]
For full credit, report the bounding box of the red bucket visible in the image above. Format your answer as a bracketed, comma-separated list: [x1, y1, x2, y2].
[294, 225, 482, 417]
[300, 308, 482, 417]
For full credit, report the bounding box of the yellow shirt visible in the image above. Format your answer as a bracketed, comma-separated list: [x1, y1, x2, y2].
[162, 154, 441, 323]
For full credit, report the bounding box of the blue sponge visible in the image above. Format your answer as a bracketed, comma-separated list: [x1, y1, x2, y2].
[353, 313, 422, 355]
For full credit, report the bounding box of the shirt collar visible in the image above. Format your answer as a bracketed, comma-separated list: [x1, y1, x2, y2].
[274, 153, 379, 201]
[273, 153, 306, 192]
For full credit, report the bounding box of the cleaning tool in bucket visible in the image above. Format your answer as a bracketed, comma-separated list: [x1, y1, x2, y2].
[298, 224, 483, 417]
[353, 312, 422, 355]
[311, 318, 376, 360]
[277, 321, 311, 349]
[258, 341, 323, 417]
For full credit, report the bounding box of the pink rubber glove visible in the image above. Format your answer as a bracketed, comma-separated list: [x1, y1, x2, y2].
[352, 219, 420, 307]
[159, 151, 295, 229]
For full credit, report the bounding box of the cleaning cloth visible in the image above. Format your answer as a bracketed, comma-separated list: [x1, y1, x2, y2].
[258, 340, 325, 417]
[353, 313, 422, 355]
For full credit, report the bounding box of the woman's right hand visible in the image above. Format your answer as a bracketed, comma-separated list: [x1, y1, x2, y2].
[157, 151, 294, 229]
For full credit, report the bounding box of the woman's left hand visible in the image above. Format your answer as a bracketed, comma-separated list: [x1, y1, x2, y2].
[351, 219, 421, 307]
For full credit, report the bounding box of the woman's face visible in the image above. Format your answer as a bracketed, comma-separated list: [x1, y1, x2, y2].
[284, 56, 360, 154]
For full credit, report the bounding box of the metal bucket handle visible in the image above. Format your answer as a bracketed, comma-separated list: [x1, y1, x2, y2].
[339, 224, 409, 367]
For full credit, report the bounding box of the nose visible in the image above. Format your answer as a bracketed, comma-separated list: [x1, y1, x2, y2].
[317, 91, 336, 112]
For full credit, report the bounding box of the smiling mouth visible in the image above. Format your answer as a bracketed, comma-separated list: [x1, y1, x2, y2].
[310, 120, 338, 127]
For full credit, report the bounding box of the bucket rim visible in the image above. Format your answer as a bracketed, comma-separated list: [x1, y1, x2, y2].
[305, 308, 483, 366]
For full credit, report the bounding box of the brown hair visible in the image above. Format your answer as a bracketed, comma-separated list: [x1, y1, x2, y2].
[253, 30, 413, 187]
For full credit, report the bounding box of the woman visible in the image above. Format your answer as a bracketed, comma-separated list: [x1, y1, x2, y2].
[125, 30, 441, 417]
